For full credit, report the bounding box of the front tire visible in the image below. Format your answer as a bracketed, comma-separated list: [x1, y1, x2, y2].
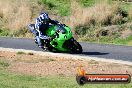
[70, 40, 82, 54]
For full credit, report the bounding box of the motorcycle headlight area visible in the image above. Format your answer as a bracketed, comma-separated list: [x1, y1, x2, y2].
[56, 26, 66, 34]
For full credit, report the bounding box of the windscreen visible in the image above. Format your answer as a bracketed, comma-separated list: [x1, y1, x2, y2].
[56, 24, 66, 34]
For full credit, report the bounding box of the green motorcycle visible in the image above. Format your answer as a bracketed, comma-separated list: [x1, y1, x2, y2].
[28, 23, 82, 53]
[44, 23, 82, 53]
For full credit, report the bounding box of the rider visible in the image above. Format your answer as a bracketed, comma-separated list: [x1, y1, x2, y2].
[28, 12, 59, 48]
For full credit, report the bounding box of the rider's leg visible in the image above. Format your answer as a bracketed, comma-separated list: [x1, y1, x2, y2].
[28, 24, 38, 36]
[28, 24, 45, 49]
[28, 24, 40, 44]
[37, 25, 49, 49]
[35, 36, 43, 48]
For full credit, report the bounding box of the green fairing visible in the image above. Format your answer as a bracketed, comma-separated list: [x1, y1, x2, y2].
[45, 25, 73, 51]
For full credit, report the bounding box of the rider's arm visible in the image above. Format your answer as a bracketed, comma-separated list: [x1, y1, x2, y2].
[49, 18, 66, 27]
[35, 18, 41, 30]
[49, 18, 59, 25]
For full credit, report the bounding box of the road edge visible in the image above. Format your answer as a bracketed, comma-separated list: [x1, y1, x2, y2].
[0, 47, 132, 65]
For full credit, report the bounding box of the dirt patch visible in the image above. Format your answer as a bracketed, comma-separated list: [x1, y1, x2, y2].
[0, 51, 132, 76]
[121, 29, 132, 38]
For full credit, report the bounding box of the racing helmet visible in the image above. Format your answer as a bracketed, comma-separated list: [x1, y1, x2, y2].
[39, 12, 49, 24]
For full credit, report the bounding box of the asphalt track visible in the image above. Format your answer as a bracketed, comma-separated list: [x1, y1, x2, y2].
[0, 37, 132, 62]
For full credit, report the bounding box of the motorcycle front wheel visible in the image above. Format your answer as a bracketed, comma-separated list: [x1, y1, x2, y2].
[72, 40, 82, 54]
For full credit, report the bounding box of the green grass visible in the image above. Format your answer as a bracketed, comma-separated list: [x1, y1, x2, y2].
[0, 70, 131, 88]
[0, 59, 10, 68]
[90, 36, 132, 46]
[77, 0, 96, 7]
[97, 36, 132, 46]
[0, 28, 10, 36]
[118, 1, 132, 11]
[80, 35, 132, 46]
[113, 36, 132, 46]
[40, 0, 71, 16]
[0, 57, 131, 88]
[40, 0, 113, 16]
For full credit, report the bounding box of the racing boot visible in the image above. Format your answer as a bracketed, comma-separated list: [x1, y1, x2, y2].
[35, 39, 38, 44]
[36, 36, 44, 49]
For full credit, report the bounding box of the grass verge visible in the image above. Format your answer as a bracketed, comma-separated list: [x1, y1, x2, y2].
[0, 53, 132, 88]
[0, 70, 132, 88]
[89, 35, 132, 46]
[0, 59, 10, 68]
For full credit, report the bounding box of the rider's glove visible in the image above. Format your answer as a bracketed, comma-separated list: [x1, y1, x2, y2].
[39, 35, 49, 39]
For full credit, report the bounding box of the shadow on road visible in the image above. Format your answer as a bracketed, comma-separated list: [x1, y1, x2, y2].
[82, 52, 109, 55]
[49, 50, 109, 56]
